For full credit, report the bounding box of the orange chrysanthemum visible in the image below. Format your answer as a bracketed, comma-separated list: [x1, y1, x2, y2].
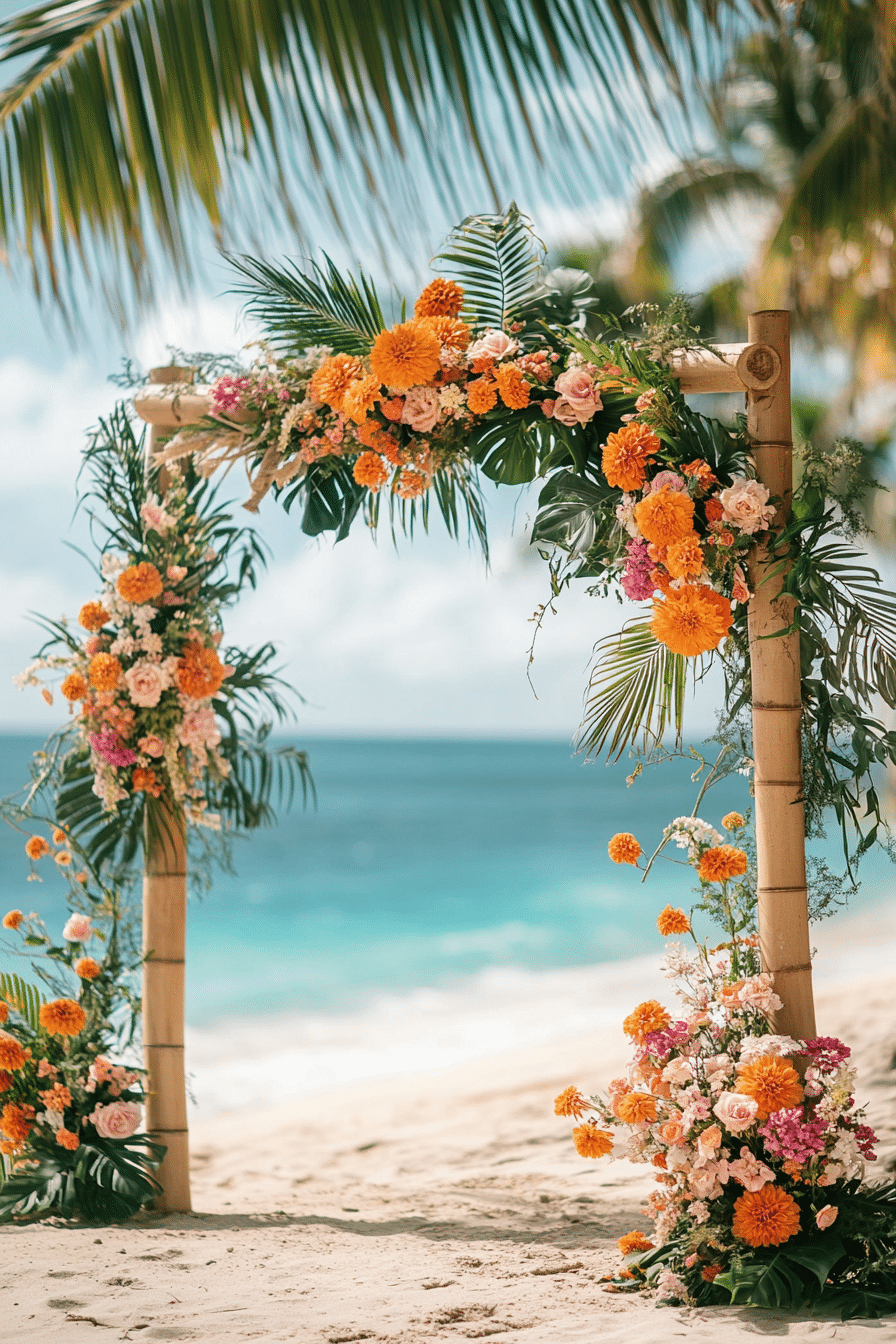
[705, 498, 724, 523]
[615, 1092, 658, 1125]
[78, 601, 110, 632]
[722, 812, 744, 831]
[572, 1122, 614, 1158]
[370, 321, 441, 391]
[56, 1128, 81, 1151]
[418, 315, 471, 351]
[601, 424, 660, 491]
[38, 1083, 73, 1111]
[682, 459, 716, 489]
[732, 1184, 801, 1247]
[414, 278, 464, 318]
[353, 451, 390, 492]
[634, 488, 695, 546]
[623, 1000, 671, 1041]
[617, 1231, 654, 1256]
[88, 652, 122, 691]
[736, 1057, 804, 1118]
[698, 844, 748, 884]
[309, 353, 364, 411]
[39, 999, 86, 1038]
[175, 642, 226, 699]
[131, 768, 161, 796]
[554, 1086, 591, 1120]
[608, 833, 641, 866]
[665, 534, 705, 580]
[117, 562, 163, 604]
[495, 363, 530, 410]
[2, 909, 23, 930]
[74, 957, 102, 981]
[0, 1102, 35, 1143]
[466, 376, 498, 414]
[25, 836, 50, 861]
[0, 1035, 26, 1071]
[651, 584, 732, 657]
[657, 905, 690, 936]
[342, 375, 382, 425]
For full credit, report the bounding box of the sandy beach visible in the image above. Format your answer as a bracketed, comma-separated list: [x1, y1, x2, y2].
[3, 912, 896, 1343]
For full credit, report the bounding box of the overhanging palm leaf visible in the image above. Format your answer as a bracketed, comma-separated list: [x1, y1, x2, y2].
[0, 0, 776, 317]
[577, 619, 688, 760]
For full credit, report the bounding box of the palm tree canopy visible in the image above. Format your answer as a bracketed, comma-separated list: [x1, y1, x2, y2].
[0, 0, 774, 320]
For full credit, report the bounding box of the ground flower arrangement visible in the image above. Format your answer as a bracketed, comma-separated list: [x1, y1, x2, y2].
[0, 853, 163, 1221]
[555, 816, 896, 1318]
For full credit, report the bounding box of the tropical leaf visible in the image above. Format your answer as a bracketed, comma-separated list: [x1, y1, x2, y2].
[577, 619, 689, 760]
[0, 971, 46, 1031]
[532, 471, 618, 559]
[0, 1132, 165, 1223]
[471, 410, 542, 485]
[714, 1254, 807, 1309]
[228, 253, 387, 356]
[433, 204, 546, 331]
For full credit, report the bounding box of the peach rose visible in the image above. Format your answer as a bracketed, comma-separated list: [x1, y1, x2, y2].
[467, 329, 518, 362]
[90, 1100, 142, 1139]
[658, 1119, 687, 1147]
[138, 734, 165, 758]
[815, 1204, 838, 1230]
[554, 368, 603, 420]
[697, 1124, 722, 1156]
[712, 1090, 759, 1133]
[124, 660, 172, 709]
[400, 385, 441, 433]
[62, 914, 92, 943]
[551, 396, 594, 426]
[718, 478, 776, 535]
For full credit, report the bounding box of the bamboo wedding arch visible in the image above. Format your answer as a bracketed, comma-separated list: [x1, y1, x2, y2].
[134, 312, 815, 1211]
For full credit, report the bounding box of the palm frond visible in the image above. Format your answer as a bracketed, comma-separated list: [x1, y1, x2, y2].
[228, 253, 387, 356]
[577, 619, 689, 760]
[0, 972, 46, 1031]
[433, 203, 547, 330]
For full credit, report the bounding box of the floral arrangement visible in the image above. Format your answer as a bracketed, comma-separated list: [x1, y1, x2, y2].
[0, 849, 163, 1222]
[11, 404, 309, 873]
[554, 813, 896, 1317]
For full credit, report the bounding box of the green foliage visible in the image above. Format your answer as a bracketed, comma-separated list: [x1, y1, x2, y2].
[0, 972, 46, 1032]
[229, 253, 387, 356]
[577, 620, 688, 761]
[432, 204, 546, 332]
[0, 1132, 165, 1224]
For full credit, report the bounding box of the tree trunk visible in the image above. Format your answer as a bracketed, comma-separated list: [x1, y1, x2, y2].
[745, 311, 817, 1042]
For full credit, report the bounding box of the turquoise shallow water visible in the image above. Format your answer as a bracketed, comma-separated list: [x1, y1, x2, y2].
[1, 734, 891, 1028]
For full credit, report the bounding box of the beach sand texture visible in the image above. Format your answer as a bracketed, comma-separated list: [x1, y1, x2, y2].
[3, 950, 896, 1344]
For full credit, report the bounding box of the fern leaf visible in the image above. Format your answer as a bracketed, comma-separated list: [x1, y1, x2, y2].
[577, 620, 688, 761]
[228, 252, 386, 355]
[433, 203, 545, 330]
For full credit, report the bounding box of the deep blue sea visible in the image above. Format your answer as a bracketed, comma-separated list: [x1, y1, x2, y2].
[1, 733, 891, 1033]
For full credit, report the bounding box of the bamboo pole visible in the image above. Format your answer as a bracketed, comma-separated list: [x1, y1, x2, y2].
[142, 364, 193, 1213]
[745, 312, 817, 1042]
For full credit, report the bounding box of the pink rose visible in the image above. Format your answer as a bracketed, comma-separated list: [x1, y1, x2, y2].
[713, 1090, 759, 1133]
[62, 913, 92, 942]
[815, 1204, 838, 1229]
[551, 396, 594, 426]
[124, 660, 171, 709]
[467, 329, 519, 362]
[718, 477, 776, 535]
[400, 385, 441, 433]
[178, 707, 221, 750]
[138, 734, 165, 758]
[554, 368, 603, 420]
[90, 1100, 142, 1139]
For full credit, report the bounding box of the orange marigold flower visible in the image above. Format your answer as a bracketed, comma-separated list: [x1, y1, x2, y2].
[736, 1056, 804, 1119]
[39, 1083, 73, 1111]
[395, 470, 428, 500]
[623, 1000, 671, 1041]
[665, 534, 705, 580]
[25, 836, 50, 861]
[370, 320, 441, 391]
[131, 767, 161, 796]
[682, 459, 716, 489]
[88, 652, 122, 691]
[309, 353, 364, 411]
[634, 488, 695, 546]
[705, 498, 724, 523]
[495, 363, 530, 410]
[56, 1128, 81, 1151]
[0, 1070, 12, 1092]
[572, 1121, 614, 1159]
[39, 999, 86, 1038]
[471, 355, 495, 375]
[651, 584, 732, 657]
[722, 812, 744, 831]
[466, 376, 498, 414]
[414, 278, 464, 318]
[657, 905, 690, 936]
[618, 1231, 654, 1256]
[701, 1264, 725, 1283]
[175, 642, 226, 699]
[0, 1102, 35, 1143]
[0, 1036, 27, 1071]
[380, 396, 405, 422]
[608, 833, 641, 865]
[78, 601, 110, 632]
[652, 1151, 667, 1169]
[554, 1086, 591, 1120]
[353, 451, 390, 492]
[117, 562, 163, 604]
[74, 957, 102, 981]
[732, 1184, 801, 1247]
[698, 844, 748, 884]
[615, 1092, 658, 1125]
[601, 424, 660, 491]
[3, 910, 24, 930]
[418, 315, 471, 350]
[342, 375, 382, 425]
[61, 671, 88, 702]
